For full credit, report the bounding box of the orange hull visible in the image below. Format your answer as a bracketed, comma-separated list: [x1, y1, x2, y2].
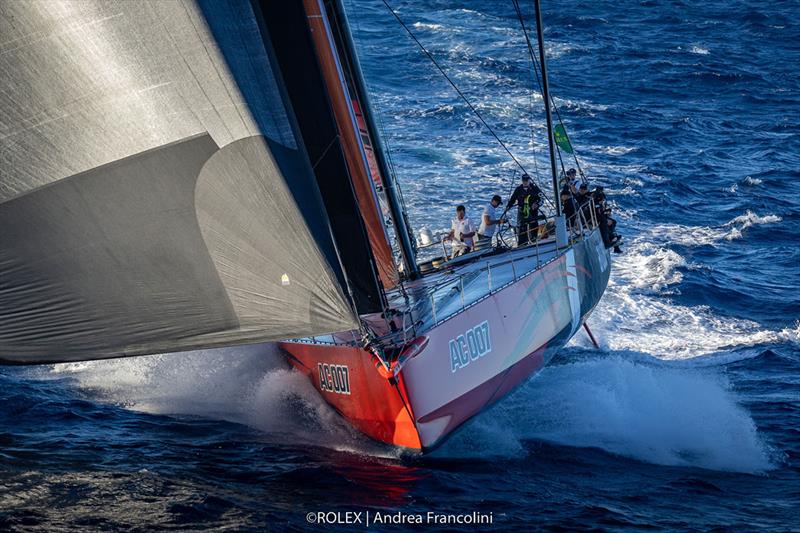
[280, 342, 422, 449]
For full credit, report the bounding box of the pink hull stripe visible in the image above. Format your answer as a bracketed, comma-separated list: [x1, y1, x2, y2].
[416, 342, 547, 448]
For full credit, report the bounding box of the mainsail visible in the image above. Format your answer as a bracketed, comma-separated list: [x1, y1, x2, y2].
[0, 0, 366, 363]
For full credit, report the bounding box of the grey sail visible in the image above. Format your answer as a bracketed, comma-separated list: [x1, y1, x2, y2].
[0, 0, 358, 364]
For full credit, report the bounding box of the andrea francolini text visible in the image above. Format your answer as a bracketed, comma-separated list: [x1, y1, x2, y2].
[370, 510, 493, 525]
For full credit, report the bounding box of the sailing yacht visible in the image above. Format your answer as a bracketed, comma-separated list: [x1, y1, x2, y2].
[0, 0, 610, 452]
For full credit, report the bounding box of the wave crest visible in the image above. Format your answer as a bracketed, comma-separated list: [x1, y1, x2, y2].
[506, 357, 774, 472]
[642, 210, 781, 246]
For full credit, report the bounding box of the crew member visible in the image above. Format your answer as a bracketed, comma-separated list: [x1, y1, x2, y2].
[590, 186, 609, 246]
[507, 173, 542, 246]
[576, 182, 592, 225]
[561, 167, 578, 191]
[477, 195, 506, 244]
[444, 205, 476, 257]
[592, 186, 621, 250]
[561, 186, 577, 229]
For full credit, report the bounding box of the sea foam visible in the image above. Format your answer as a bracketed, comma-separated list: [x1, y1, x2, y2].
[511, 356, 774, 472]
[49, 345, 397, 457]
[585, 211, 789, 358]
[439, 354, 775, 473]
[641, 209, 781, 246]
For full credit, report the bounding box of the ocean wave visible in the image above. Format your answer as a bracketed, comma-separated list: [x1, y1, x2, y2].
[607, 185, 639, 196]
[553, 96, 611, 113]
[777, 322, 800, 344]
[503, 356, 775, 472]
[641, 210, 782, 246]
[610, 205, 638, 221]
[48, 346, 399, 458]
[690, 70, 760, 84]
[586, 279, 788, 358]
[411, 22, 446, 32]
[49, 345, 282, 418]
[589, 144, 636, 156]
[579, 217, 794, 359]
[689, 45, 711, 55]
[402, 103, 457, 118]
[723, 211, 782, 241]
[439, 355, 775, 473]
[742, 175, 763, 186]
[544, 41, 580, 59]
[613, 242, 686, 292]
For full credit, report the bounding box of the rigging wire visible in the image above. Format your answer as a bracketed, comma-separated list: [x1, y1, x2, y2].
[528, 78, 541, 180]
[519, 5, 542, 201]
[511, 0, 565, 179]
[380, 0, 557, 212]
[511, 0, 586, 181]
[380, 0, 529, 176]
[520, 3, 543, 210]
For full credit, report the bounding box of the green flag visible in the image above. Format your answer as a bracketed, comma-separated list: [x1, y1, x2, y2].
[554, 124, 574, 154]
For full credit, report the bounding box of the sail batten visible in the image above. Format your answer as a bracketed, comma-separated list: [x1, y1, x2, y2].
[0, 0, 360, 364]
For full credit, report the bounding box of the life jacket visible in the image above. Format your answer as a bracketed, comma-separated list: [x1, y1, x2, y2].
[520, 190, 538, 219]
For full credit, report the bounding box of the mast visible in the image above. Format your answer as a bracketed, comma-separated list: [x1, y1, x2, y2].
[266, 1, 387, 313]
[301, 0, 399, 298]
[330, 0, 420, 279]
[533, 0, 561, 217]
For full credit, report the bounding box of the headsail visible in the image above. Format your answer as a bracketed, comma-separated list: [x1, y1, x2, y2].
[0, 0, 359, 363]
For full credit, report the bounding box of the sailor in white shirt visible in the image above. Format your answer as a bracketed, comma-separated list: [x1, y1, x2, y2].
[444, 205, 476, 257]
[477, 195, 506, 243]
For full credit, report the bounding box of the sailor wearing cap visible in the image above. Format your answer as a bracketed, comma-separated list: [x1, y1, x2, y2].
[477, 194, 506, 244]
[561, 168, 579, 192]
[507, 173, 542, 246]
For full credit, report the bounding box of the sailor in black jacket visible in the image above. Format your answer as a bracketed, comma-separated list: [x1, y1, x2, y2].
[507, 174, 542, 246]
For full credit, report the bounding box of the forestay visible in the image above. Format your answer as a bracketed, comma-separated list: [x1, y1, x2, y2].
[0, 0, 358, 364]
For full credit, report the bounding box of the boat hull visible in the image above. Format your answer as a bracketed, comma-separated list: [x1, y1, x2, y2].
[280, 230, 610, 451]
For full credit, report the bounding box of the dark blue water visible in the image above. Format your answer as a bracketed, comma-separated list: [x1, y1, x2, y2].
[2, 0, 799, 530]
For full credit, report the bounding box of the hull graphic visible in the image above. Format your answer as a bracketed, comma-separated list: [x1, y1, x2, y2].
[280, 230, 610, 450]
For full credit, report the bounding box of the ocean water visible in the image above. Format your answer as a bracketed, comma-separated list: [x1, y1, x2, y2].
[2, 0, 800, 530]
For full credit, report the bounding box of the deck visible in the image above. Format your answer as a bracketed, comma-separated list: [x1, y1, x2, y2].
[293, 233, 577, 350]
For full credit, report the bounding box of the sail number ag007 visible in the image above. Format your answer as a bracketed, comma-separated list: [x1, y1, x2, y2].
[449, 321, 492, 373]
[318, 363, 351, 395]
